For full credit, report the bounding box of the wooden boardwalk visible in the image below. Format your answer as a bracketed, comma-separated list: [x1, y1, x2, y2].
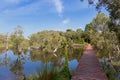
[71, 44, 108, 80]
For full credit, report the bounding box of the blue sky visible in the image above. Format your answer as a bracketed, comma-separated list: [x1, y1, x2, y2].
[0, 0, 108, 37]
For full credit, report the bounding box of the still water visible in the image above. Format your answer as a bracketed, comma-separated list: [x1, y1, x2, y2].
[0, 49, 81, 80]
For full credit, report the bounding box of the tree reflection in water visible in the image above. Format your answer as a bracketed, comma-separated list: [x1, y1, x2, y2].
[10, 51, 25, 80]
[1, 50, 10, 68]
[0, 47, 82, 79]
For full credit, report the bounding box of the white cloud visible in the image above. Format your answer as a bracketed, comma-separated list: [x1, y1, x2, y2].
[62, 18, 70, 25]
[52, 0, 64, 15]
[0, 0, 64, 17]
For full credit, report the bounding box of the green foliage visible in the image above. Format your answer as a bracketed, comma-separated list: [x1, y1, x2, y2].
[83, 22, 97, 43]
[81, 0, 120, 42]
[104, 64, 118, 80]
[25, 66, 71, 80]
[107, 0, 120, 25]
[0, 34, 5, 48]
[81, 0, 120, 25]
[29, 30, 65, 52]
[81, 31, 91, 43]
[57, 66, 71, 80]
[65, 29, 84, 44]
[0, 26, 85, 54]
[10, 26, 29, 50]
[105, 69, 117, 80]
[24, 65, 59, 80]
[83, 12, 120, 79]
[85, 23, 97, 32]
[93, 13, 109, 33]
[56, 45, 71, 80]
[84, 13, 119, 59]
[29, 29, 85, 53]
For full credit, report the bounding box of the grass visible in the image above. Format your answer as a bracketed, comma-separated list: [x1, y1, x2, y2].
[24, 65, 72, 80]
[24, 45, 80, 80]
[24, 64, 59, 80]
[25, 48, 72, 80]
[102, 62, 118, 80]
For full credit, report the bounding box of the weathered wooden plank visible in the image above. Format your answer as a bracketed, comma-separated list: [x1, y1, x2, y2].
[71, 44, 108, 80]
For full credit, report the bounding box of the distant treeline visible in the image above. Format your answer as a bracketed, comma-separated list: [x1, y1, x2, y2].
[0, 13, 120, 59]
[0, 26, 86, 53]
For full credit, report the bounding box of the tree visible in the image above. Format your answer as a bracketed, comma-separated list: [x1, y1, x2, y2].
[76, 28, 84, 43]
[29, 30, 65, 53]
[107, 0, 120, 25]
[85, 23, 96, 32]
[83, 22, 97, 43]
[65, 29, 76, 40]
[88, 13, 119, 59]
[93, 13, 109, 33]
[10, 25, 24, 51]
[81, 31, 91, 43]
[65, 29, 84, 44]
[0, 34, 5, 48]
[0, 33, 10, 49]
[80, 0, 120, 42]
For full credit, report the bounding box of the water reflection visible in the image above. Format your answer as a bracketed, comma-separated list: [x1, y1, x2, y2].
[0, 48, 81, 79]
[10, 53, 25, 80]
[0, 50, 10, 68]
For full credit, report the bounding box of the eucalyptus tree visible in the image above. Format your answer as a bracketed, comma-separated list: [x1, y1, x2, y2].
[10, 25, 24, 51]
[93, 13, 109, 33]
[76, 28, 84, 43]
[65, 29, 75, 45]
[0, 34, 5, 48]
[80, 0, 120, 42]
[0, 33, 10, 49]
[92, 13, 109, 50]
[84, 22, 97, 44]
[80, 0, 120, 17]
[85, 23, 97, 32]
[65, 29, 84, 44]
[4, 33, 10, 50]
[29, 30, 65, 53]
[91, 13, 119, 59]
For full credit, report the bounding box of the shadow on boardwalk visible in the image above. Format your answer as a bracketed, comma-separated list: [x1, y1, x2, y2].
[71, 44, 108, 80]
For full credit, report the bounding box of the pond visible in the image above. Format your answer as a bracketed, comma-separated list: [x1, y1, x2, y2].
[0, 48, 83, 80]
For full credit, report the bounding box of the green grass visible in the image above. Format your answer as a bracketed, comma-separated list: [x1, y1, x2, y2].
[102, 62, 118, 80]
[25, 45, 77, 80]
[24, 65, 72, 80]
[24, 65, 59, 80]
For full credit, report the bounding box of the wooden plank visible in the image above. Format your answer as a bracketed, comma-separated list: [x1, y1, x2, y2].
[71, 44, 108, 80]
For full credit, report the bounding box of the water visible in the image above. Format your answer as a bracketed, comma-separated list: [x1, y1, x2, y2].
[0, 49, 81, 80]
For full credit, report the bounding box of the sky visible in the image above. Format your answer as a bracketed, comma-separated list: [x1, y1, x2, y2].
[0, 0, 108, 37]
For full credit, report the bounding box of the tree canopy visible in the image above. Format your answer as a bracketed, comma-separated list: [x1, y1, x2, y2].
[81, 0, 120, 42]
